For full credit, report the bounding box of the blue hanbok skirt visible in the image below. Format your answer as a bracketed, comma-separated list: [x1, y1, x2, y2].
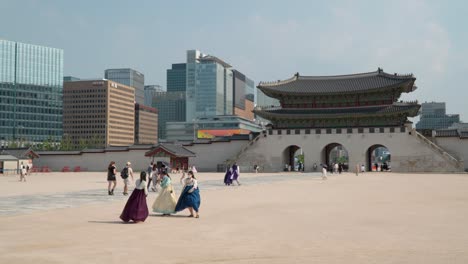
[175, 185, 201, 213]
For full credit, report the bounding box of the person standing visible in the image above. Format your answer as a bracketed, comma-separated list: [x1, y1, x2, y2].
[230, 162, 241, 186]
[146, 162, 153, 189]
[150, 164, 159, 192]
[120, 172, 149, 223]
[152, 171, 177, 215]
[338, 163, 343, 174]
[107, 161, 117, 195]
[19, 162, 27, 182]
[355, 163, 360, 176]
[175, 171, 200, 218]
[313, 163, 318, 171]
[121, 162, 134, 196]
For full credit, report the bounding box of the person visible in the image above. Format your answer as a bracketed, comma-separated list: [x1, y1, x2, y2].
[191, 165, 198, 173]
[361, 164, 365, 173]
[175, 170, 200, 218]
[19, 162, 27, 182]
[121, 162, 134, 196]
[355, 163, 360, 176]
[150, 164, 159, 192]
[107, 161, 117, 195]
[146, 162, 154, 189]
[230, 162, 241, 186]
[120, 172, 149, 223]
[152, 171, 177, 215]
[321, 164, 328, 180]
[284, 164, 289, 172]
[224, 165, 232, 186]
[334, 163, 339, 174]
[253, 164, 258, 173]
[313, 163, 318, 171]
[338, 163, 343, 174]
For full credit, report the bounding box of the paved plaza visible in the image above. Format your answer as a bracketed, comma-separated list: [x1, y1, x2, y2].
[1, 171, 468, 263]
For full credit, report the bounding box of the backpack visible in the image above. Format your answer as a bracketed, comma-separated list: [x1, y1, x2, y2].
[120, 167, 129, 179]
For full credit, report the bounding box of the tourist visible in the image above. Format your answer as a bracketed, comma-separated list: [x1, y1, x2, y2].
[361, 164, 365, 173]
[355, 163, 360, 176]
[321, 164, 328, 180]
[152, 170, 177, 215]
[120, 171, 149, 223]
[313, 163, 318, 171]
[175, 170, 200, 218]
[121, 162, 134, 196]
[19, 162, 27, 182]
[253, 164, 259, 173]
[338, 163, 343, 174]
[230, 162, 241, 185]
[224, 165, 232, 186]
[150, 164, 159, 192]
[146, 162, 153, 189]
[334, 163, 339, 174]
[107, 161, 117, 195]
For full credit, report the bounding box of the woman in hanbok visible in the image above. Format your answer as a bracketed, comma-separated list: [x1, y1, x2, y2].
[120, 172, 149, 223]
[230, 162, 241, 186]
[223, 165, 232, 186]
[152, 171, 177, 215]
[175, 171, 200, 218]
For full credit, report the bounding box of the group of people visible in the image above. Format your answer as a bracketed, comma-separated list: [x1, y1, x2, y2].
[19, 162, 31, 182]
[106, 161, 201, 223]
[223, 162, 241, 186]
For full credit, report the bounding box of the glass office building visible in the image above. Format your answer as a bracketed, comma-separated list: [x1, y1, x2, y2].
[416, 102, 460, 130]
[0, 39, 64, 142]
[167, 63, 186, 92]
[105, 68, 145, 105]
[144, 84, 165, 106]
[153, 91, 186, 140]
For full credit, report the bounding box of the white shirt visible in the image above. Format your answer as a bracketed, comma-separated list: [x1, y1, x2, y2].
[135, 179, 148, 195]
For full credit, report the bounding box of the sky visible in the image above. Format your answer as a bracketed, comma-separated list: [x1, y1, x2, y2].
[1, 0, 467, 121]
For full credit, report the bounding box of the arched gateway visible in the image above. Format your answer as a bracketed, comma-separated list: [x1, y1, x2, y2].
[232, 69, 462, 172]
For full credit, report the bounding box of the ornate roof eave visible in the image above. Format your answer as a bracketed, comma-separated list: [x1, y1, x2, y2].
[257, 79, 415, 99]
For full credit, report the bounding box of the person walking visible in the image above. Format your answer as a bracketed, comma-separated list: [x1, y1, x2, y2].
[230, 162, 241, 186]
[150, 164, 159, 192]
[175, 170, 200, 218]
[224, 165, 232, 186]
[120, 172, 149, 223]
[152, 171, 177, 215]
[121, 162, 134, 196]
[321, 164, 328, 180]
[107, 161, 117, 195]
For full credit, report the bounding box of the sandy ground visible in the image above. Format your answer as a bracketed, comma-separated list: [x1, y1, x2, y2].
[1, 171, 468, 264]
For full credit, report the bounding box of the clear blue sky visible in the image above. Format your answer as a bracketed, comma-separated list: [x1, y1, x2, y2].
[1, 0, 467, 121]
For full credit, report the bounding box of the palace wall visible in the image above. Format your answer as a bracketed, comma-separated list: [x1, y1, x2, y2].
[234, 127, 463, 173]
[433, 137, 468, 171]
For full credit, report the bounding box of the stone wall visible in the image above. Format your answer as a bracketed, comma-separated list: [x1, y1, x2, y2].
[434, 137, 468, 171]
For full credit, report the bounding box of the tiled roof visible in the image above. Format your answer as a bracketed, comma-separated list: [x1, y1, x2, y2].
[459, 131, 468, 138]
[254, 103, 420, 119]
[435, 129, 459, 137]
[258, 69, 416, 95]
[1, 148, 39, 159]
[145, 143, 196, 158]
[0, 154, 19, 161]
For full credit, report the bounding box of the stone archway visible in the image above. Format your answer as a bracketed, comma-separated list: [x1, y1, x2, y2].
[366, 144, 391, 171]
[321, 143, 349, 171]
[282, 145, 304, 171]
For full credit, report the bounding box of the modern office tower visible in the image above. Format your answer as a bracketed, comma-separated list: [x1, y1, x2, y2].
[185, 50, 234, 121]
[416, 102, 460, 130]
[167, 63, 187, 92]
[144, 85, 165, 106]
[153, 91, 186, 140]
[64, 76, 80, 82]
[0, 39, 64, 143]
[134, 104, 158, 145]
[233, 70, 255, 120]
[104, 68, 145, 105]
[63, 80, 135, 147]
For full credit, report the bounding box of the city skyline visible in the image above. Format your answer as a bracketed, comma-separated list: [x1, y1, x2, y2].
[1, 0, 468, 121]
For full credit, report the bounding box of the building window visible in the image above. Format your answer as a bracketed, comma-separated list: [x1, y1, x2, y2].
[379, 127, 385, 133]
[277, 130, 282, 135]
[268, 130, 273, 135]
[358, 128, 364, 133]
[305, 129, 311, 134]
[295, 129, 300, 135]
[369, 128, 375, 133]
[336, 128, 342, 134]
[326, 129, 332, 134]
[390, 127, 395, 133]
[400, 127, 406, 133]
[286, 130, 291, 135]
[347, 128, 353, 134]
[316, 129, 321, 134]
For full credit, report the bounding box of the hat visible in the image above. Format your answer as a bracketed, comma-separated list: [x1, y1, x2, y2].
[126, 161, 131, 166]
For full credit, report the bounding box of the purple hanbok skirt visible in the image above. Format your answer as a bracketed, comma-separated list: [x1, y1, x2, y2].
[120, 189, 149, 223]
[231, 170, 239, 180]
[224, 170, 232, 185]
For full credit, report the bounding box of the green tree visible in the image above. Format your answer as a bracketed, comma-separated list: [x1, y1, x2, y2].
[78, 138, 88, 150]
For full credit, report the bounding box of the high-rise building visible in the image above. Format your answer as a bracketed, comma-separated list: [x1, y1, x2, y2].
[152, 91, 186, 140]
[144, 85, 165, 106]
[416, 102, 460, 130]
[105, 68, 144, 105]
[167, 63, 187, 92]
[63, 80, 135, 147]
[185, 50, 234, 121]
[0, 39, 64, 142]
[233, 70, 255, 120]
[135, 104, 158, 145]
[64, 76, 80, 82]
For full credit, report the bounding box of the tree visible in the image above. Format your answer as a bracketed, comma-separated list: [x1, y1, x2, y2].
[78, 138, 88, 150]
